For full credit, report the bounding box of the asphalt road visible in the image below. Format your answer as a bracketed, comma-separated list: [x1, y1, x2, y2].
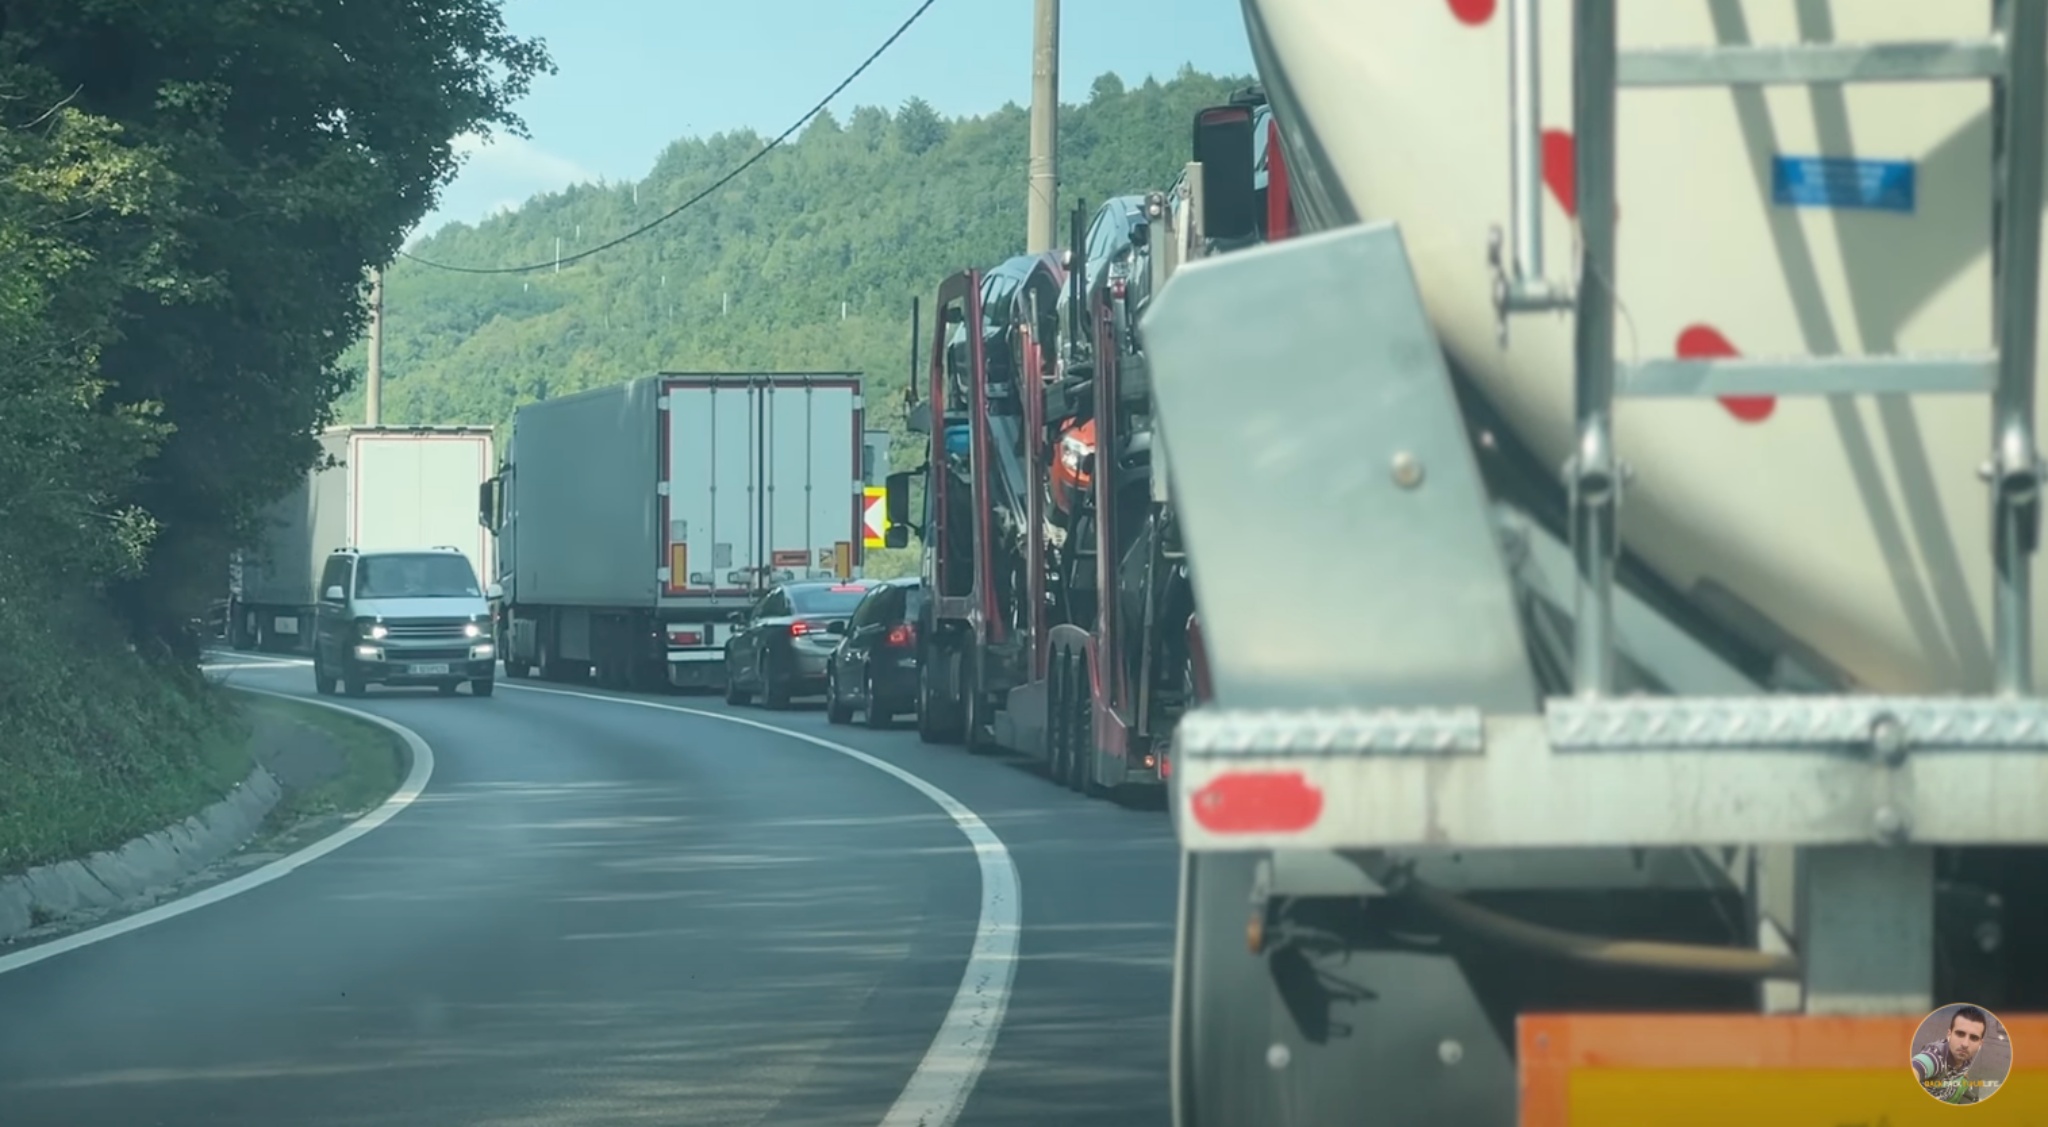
[0, 656, 1181, 1127]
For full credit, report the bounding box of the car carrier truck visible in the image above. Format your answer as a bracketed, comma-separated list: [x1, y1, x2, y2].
[228, 425, 496, 653]
[1151, 0, 2048, 1123]
[481, 372, 868, 691]
[886, 91, 1289, 803]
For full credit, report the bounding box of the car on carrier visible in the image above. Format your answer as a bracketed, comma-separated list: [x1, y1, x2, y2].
[312, 546, 498, 698]
[721, 578, 879, 709]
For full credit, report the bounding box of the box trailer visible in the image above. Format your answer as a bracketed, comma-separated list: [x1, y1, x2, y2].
[482, 372, 866, 690]
[228, 425, 496, 653]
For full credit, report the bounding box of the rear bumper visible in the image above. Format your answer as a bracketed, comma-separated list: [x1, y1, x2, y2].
[666, 646, 726, 687]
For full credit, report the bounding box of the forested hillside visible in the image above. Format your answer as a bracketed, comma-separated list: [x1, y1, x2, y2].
[344, 67, 1250, 449]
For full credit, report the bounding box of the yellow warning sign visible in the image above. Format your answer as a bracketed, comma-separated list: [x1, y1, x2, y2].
[834, 541, 853, 579]
[863, 487, 888, 548]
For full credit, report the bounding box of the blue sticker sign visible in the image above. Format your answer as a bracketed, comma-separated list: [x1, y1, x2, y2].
[1771, 156, 1916, 213]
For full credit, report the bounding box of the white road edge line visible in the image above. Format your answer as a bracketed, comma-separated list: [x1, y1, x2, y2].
[499, 680, 1022, 1127]
[0, 688, 435, 977]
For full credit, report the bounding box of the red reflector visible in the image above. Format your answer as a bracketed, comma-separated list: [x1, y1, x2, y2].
[1190, 772, 1322, 834]
[668, 630, 701, 646]
[884, 623, 915, 647]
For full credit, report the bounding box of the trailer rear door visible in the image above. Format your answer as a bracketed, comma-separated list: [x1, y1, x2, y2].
[350, 431, 496, 586]
[659, 374, 863, 598]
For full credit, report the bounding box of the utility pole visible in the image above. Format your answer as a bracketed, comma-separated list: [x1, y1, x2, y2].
[1026, 0, 1060, 253]
[366, 266, 384, 426]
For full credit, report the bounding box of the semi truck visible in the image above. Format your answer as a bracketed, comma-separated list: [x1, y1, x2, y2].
[228, 425, 496, 653]
[480, 372, 869, 691]
[1153, 1, 2048, 1123]
[886, 90, 1289, 801]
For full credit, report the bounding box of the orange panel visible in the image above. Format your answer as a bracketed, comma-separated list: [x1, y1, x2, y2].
[668, 543, 686, 591]
[1519, 1013, 2047, 1125]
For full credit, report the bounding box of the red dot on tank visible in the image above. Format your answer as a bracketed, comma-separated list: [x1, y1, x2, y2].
[1447, 0, 1498, 26]
[1678, 324, 1776, 423]
[1543, 130, 1576, 218]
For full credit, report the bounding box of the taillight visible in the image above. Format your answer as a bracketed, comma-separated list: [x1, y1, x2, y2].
[884, 623, 915, 648]
[789, 621, 812, 637]
[668, 629, 701, 646]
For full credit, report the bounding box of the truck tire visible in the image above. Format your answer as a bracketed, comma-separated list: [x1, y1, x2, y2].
[229, 601, 256, 651]
[917, 658, 961, 744]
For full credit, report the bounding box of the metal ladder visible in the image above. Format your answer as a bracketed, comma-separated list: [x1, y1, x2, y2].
[1495, 0, 2048, 700]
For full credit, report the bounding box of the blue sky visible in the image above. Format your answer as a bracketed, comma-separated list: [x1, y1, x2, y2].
[413, 0, 1255, 239]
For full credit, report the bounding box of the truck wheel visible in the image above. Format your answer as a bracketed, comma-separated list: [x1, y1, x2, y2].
[313, 652, 337, 696]
[916, 659, 959, 744]
[472, 677, 495, 698]
[229, 602, 255, 651]
[825, 669, 853, 724]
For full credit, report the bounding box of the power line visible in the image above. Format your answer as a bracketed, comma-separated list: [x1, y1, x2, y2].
[399, 0, 940, 275]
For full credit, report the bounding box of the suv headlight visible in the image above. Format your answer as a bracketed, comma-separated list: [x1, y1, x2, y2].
[355, 617, 387, 640]
[465, 613, 491, 639]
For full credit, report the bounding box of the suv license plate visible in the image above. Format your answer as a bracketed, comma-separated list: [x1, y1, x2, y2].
[409, 663, 451, 676]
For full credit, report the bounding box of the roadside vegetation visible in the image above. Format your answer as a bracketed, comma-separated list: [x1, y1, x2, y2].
[242, 695, 408, 845]
[0, 1, 548, 875]
[342, 66, 1252, 516]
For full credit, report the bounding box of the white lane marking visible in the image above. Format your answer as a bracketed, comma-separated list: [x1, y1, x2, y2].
[0, 690, 434, 976]
[499, 680, 1021, 1127]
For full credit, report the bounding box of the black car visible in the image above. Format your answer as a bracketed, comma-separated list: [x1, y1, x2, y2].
[823, 577, 925, 728]
[723, 578, 879, 708]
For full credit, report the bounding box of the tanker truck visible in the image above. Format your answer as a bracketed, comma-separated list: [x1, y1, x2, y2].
[1154, 2, 2048, 1122]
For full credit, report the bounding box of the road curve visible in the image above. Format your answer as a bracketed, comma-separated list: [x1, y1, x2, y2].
[0, 656, 1181, 1127]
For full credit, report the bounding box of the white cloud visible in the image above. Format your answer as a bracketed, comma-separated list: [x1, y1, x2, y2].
[405, 132, 599, 246]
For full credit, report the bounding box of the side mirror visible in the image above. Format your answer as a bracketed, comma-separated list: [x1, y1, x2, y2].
[885, 470, 913, 528]
[323, 585, 345, 601]
[485, 582, 503, 600]
[907, 399, 933, 435]
[884, 526, 910, 550]
[826, 620, 848, 635]
[1192, 104, 1259, 242]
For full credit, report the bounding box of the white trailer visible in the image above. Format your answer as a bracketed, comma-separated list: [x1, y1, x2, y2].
[483, 372, 866, 690]
[229, 425, 495, 653]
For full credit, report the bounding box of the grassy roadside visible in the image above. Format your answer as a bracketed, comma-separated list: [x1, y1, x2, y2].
[0, 668, 408, 879]
[237, 694, 408, 831]
[0, 616, 255, 877]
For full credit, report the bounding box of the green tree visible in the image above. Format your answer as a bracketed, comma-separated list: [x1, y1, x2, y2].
[0, 0, 550, 872]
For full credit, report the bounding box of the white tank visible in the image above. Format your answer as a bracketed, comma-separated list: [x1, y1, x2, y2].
[1242, 0, 2038, 693]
